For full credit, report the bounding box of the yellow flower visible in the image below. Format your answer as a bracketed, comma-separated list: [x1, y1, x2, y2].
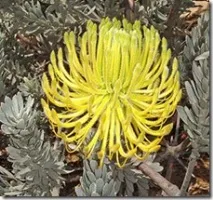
[41, 18, 182, 168]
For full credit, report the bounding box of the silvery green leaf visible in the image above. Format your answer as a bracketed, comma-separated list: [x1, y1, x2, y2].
[156, 10, 167, 21]
[186, 119, 197, 132]
[189, 80, 199, 100]
[192, 63, 202, 83]
[201, 78, 209, 92]
[191, 104, 200, 117]
[200, 98, 208, 109]
[84, 160, 92, 172]
[124, 173, 137, 183]
[102, 183, 110, 196]
[184, 107, 196, 124]
[81, 176, 89, 191]
[187, 129, 195, 139]
[94, 168, 102, 179]
[16, 167, 31, 177]
[200, 108, 209, 119]
[96, 178, 104, 194]
[3, 96, 12, 110]
[90, 160, 98, 172]
[193, 128, 203, 137]
[107, 179, 114, 193]
[199, 43, 207, 56]
[86, 171, 96, 183]
[12, 94, 21, 116]
[109, 186, 117, 196]
[199, 146, 209, 153]
[191, 28, 198, 46]
[26, 98, 34, 111]
[0, 115, 11, 126]
[102, 164, 107, 181]
[185, 82, 198, 104]
[137, 184, 149, 196]
[0, 166, 17, 180]
[117, 170, 124, 181]
[114, 180, 121, 192]
[15, 119, 25, 129]
[203, 62, 209, 77]
[124, 167, 134, 176]
[186, 36, 195, 57]
[195, 51, 209, 61]
[177, 106, 188, 125]
[75, 186, 85, 196]
[199, 137, 209, 146]
[16, 93, 24, 111]
[145, 162, 163, 173]
[1, 125, 14, 135]
[203, 116, 210, 125]
[47, 169, 61, 180]
[126, 180, 134, 194]
[89, 183, 96, 194]
[135, 175, 149, 196]
[91, 191, 100, 196]
[137, 176, 149, 189]
[183, 45, 191, 61]
[131, 168, 143, 174]
[22, 112, 29, 121]
[20, 130, 30, 136]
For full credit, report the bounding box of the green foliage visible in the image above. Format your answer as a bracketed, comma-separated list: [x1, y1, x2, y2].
[177, 12, 209, 154]
[111, 164, 149, 196]
[133, 0, 194, 53]
[4, 0, 126, 59]
[179, 11, 209, 82]
[0, 93, 67, 196]
[75, 159, 119, 196]
[0, 33, 6, 98]
[17, 76, 42, 99]
[0, 30, 30, 99]
[111, 155, 163, 196]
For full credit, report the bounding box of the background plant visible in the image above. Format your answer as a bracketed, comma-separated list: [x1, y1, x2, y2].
[177, 11, 209, 196]
[0, 93, 69, 196]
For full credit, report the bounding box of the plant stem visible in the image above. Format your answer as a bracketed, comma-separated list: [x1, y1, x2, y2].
[178, 153, 197, 196]
[178, 141, 199, 196]
[138, 163, 180, 196]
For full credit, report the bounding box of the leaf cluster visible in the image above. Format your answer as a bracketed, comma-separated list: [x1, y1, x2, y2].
[177, 12, 209, 154]
[0, 93, 67, 196]
[75, 159, 119, 196]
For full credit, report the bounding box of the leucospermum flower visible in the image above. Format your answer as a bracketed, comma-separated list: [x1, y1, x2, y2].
[41, 18, 182, 167]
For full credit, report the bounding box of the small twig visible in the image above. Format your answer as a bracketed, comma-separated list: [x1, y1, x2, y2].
[138, 163, 180, 196]
[178, 141, 200, 196]
[155, 138, 190, 163]
[163, 114, 180, 187]
[124, 0, 135, 22]
[16, 33, 40, 51]
[174, 137, 190, 154]
[174, 156, 195, 178]
[178, 153, 197, 196]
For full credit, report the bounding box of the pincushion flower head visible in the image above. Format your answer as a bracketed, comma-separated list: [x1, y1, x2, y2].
[41, 18, 182, 167]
